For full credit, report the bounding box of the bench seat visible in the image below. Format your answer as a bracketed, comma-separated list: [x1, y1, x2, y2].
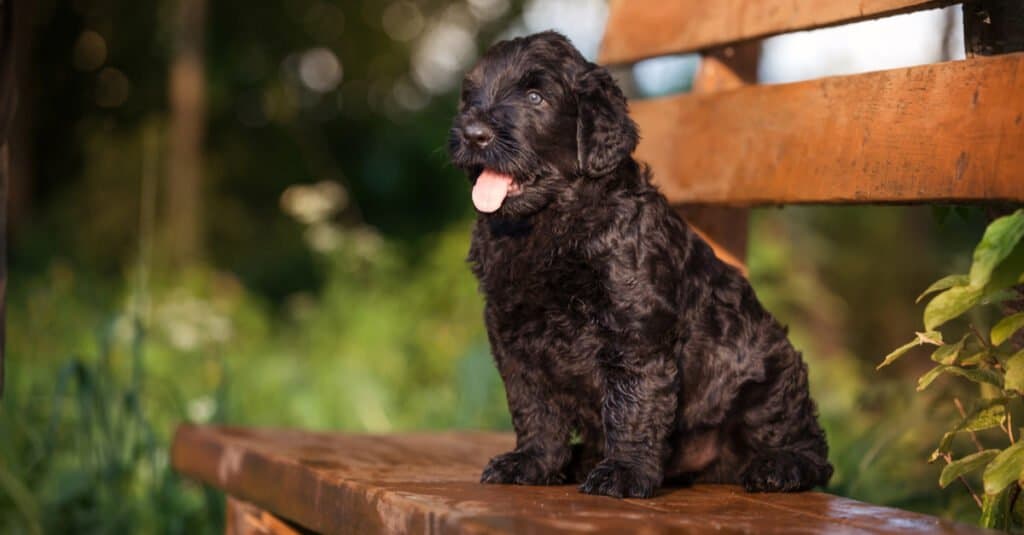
[171, 424, 990, 534]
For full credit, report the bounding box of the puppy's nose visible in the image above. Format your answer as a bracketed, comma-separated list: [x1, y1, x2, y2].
[463, 122, 494, 148]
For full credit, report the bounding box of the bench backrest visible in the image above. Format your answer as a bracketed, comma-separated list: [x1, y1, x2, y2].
[599, 0, 1024, 271]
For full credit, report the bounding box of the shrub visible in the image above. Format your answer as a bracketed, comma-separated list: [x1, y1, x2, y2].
[879, 209, 1024, 530]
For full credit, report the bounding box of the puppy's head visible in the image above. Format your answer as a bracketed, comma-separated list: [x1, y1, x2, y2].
[449, 31, 638, 217]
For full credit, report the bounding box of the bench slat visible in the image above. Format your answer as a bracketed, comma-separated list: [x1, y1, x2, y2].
[172, 424, 991, 534]
[632, 52, 1024, 206]
[600, 0, 958, 64]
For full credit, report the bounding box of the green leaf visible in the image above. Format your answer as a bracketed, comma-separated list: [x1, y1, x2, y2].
[940, 450, 1000, 488]
[986, 244, 1024, 294]
[992, 312, 1024, 347]
[917, 274, 969, 303]
[970, 209, 1024, 289]
[959, 350, 988, 366]
[983, 288, 1022, 307]
[946, 366, 1004, 389]
[921, 211, 1024, 332]
[964, 403, 1009, 433]
[984, 440, 1024, 494]
[917, 365, 1003, 391]
[932, 402, 1007, 460]
[931, 334, 969, 365]
[878, 339, 920, 370]
[918, 365, 949, 391]
[924, 285, 983, 331]
[1003, 350, 1024, 393]
[917, 330, 945, 346]
[877, 331, 943, 370]
[981, 485, 1013, 530]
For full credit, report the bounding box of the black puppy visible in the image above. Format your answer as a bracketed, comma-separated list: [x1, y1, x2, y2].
[449, 31, 832, 499]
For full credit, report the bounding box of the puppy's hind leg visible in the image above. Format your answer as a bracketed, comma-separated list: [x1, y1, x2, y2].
[741, 447, 831, 492]
[738, 356, 832, 492]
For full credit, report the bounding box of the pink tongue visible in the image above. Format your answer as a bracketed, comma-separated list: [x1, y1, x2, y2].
[472, 169, 513, 213]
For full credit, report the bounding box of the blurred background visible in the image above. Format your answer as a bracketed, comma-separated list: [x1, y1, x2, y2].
[0, 0, 1001, 532]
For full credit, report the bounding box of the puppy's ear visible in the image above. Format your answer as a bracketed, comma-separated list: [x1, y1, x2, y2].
[575, 65, 638, 177]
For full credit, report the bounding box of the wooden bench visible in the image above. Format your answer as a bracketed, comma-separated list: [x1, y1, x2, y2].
[604, 0, 1024, 272]
[173, 0, 1024, 532]
[173, 425, 991, 534]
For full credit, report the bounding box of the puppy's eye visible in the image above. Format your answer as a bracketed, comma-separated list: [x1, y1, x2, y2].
[526, 90, 544, 105]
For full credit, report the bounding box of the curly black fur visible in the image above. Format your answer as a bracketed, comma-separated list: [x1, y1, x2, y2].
[449, 31, 832, 499]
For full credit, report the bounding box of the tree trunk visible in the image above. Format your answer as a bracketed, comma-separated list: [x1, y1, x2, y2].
[6, 0, 27, 237]
[165, 0, 207, 266]
[0, 0, 17, 397]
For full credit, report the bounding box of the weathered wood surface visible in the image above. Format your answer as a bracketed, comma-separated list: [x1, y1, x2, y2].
[631, 52, 1024, 206]
[600, 0, 959, 64]
[172, 425, 992, 534]
[675, 42, 761, 274]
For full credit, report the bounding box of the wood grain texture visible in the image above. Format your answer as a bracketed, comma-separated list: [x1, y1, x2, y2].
[600, 0, 959, 64]
[631, 52, 1024, 206]
[676, 42, 762, 274]
[172, 425, 993, 534]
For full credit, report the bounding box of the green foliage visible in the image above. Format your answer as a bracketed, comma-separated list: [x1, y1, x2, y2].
[917, 275, 971, 303]
[931, 401, 1007, 461]
[0, 220, 506, 533]
[942, 450, 999, 489]
[877, 331, 942, 370]
[0, 321, 221, 534]
[984, 441, 1024, 495]
[993, 314, 1024, 347]
[880, 209, 1024, 530]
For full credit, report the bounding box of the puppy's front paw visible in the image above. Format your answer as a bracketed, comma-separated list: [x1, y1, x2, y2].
[481, 450, 565, 486]
[579, 459, 657, 498]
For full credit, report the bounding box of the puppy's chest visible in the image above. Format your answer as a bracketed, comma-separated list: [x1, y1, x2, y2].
[477, 237, 611, 326]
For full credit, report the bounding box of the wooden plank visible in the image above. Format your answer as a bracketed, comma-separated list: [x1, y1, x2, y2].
[172, 424, 992, 534]
[226, 497, 310, 535]
[632, 52, 1024, 206]
[600, 0, 959, 64]
[676, 42, 761, 274]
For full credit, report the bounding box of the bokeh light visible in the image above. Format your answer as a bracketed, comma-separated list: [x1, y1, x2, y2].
[94, 66, 131, 107]
[298, 47, 343, 93]
[72, 29, 107, 71]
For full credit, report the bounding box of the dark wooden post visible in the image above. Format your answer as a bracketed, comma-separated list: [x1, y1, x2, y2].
[0, 0, 16, 397]
[678, 42, 760, 274]
[963, 0, 1024, 57]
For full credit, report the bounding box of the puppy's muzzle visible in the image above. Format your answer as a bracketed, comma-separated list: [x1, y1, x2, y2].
[462, 121, 495, 148]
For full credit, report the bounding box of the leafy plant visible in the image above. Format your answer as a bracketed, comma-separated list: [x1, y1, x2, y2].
[879, 209, 1024, 530]
[0, 318, 222, 535]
